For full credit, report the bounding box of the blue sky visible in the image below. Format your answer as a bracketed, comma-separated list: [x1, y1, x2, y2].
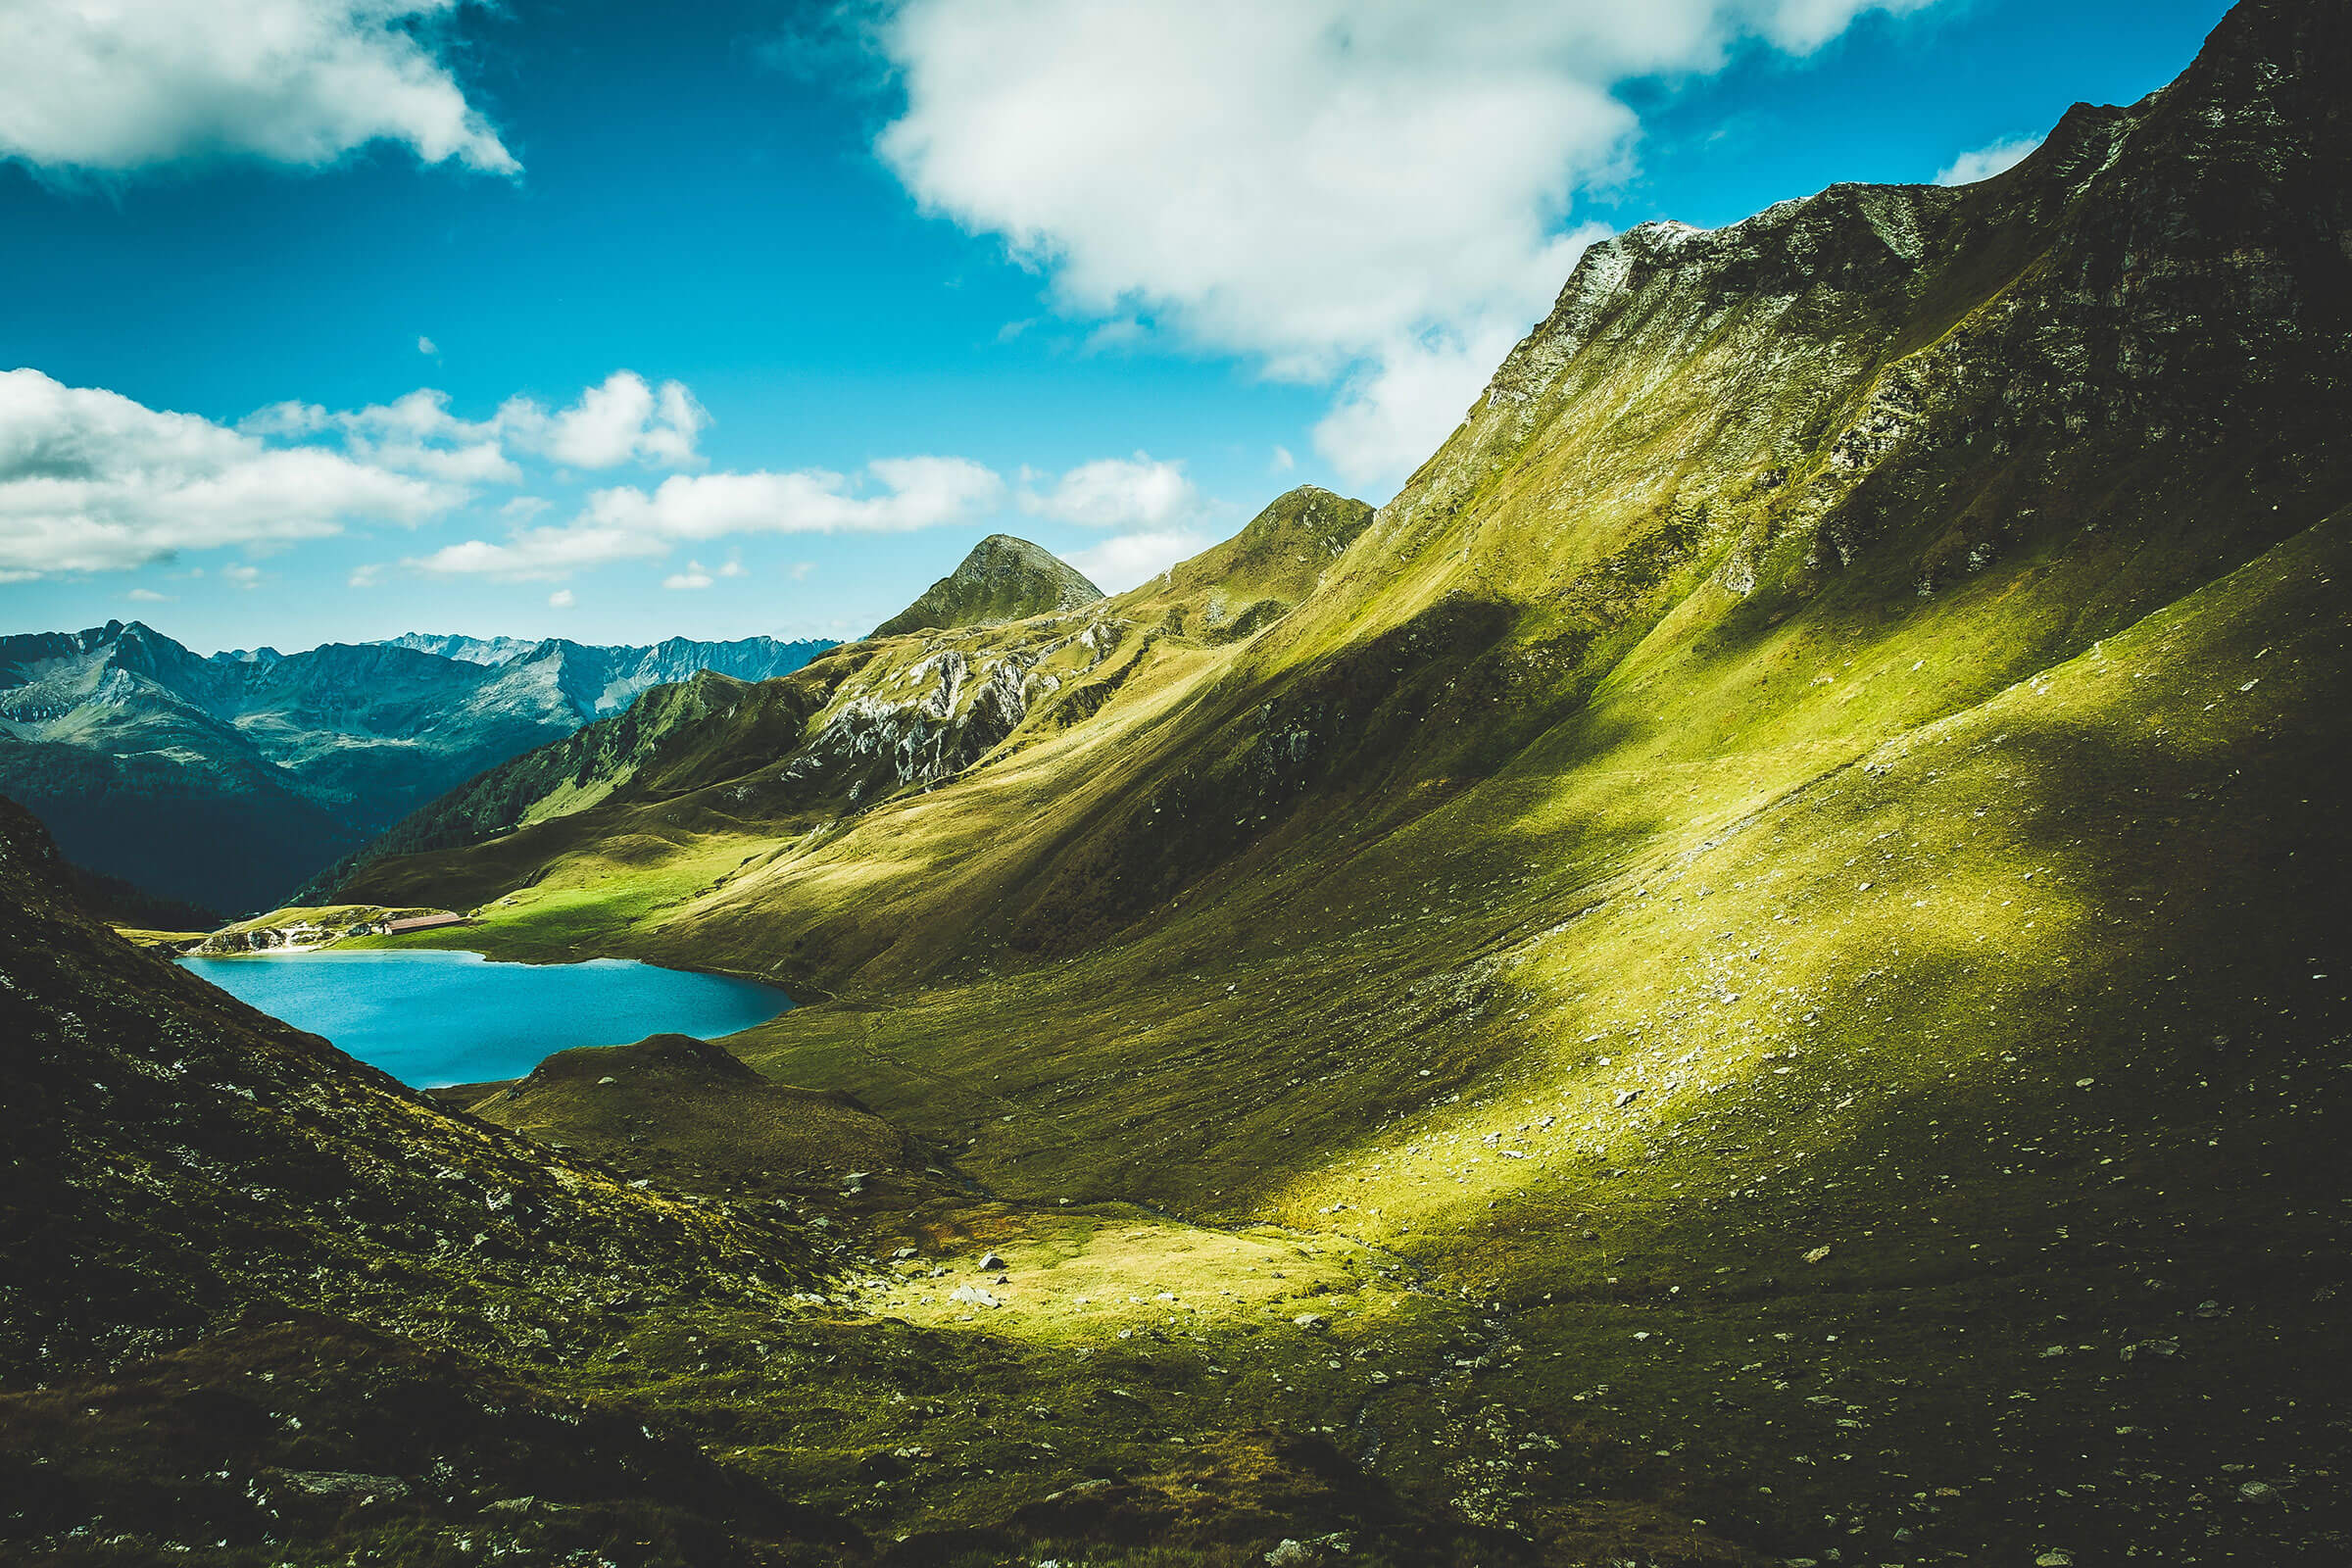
[0, 0, 2230, 653]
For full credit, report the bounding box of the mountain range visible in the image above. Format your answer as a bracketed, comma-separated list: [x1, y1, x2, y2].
[0, 622, 833, 912]
[8, 3, 2349, 1563]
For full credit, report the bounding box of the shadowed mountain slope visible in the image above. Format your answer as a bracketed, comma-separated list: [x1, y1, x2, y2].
[0, 793, 870, 1561]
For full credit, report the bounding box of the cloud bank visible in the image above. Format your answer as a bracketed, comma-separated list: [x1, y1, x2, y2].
[2, 368, 1220, 595]
[874, 0, 1936, 489]
[0, 0, 515, 174]
[0, 368, 458, 580]
[411, 458, 1008, 579]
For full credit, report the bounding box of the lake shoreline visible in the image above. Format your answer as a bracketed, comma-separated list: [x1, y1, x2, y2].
[179, 947, 792, 1089]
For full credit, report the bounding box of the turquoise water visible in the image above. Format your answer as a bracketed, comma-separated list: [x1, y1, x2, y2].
[181, 949, 790, 1088]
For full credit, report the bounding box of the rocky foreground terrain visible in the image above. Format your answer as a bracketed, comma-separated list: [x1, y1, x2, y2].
[10, 1, 2352, 1563]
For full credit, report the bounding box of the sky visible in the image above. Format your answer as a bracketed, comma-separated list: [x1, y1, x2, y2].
[0, 0, 2231, 654]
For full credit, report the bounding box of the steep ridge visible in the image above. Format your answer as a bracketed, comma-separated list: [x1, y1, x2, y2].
[0, 622, 834, 910]
[275, 4, 2350, 1560]
[869, 532, 1102, 638]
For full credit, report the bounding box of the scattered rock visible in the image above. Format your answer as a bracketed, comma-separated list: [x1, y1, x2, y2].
[1801, 1244, 1832, 1265]
[1294, 1312, 1329, 1330]
[275, 1470, 408, 1498]
[2119, 1338, 2180, 1362]
[978, 1250, 1008, 1270]
[2034, 1552, 2074, 1567]
[2238, 1481, 2278, 1503]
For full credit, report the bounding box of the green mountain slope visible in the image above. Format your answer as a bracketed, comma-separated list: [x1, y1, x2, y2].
[240, 2, 2351, 1560]
[869, 532, 1103, 638]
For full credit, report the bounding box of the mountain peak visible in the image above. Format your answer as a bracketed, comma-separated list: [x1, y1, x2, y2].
[869, 533, 1102, 639]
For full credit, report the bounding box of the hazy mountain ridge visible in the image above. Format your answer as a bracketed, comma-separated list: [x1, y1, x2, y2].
[0, 620, 834, 910]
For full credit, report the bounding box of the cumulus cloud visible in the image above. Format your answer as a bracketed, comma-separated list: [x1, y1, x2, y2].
[417, 335, 438, 356]
[125, 587, 172, 603]
[1063, 528, 1214, 594]
[499, 372, 708, 470]
[249, 371, 706, 480]
[547, 588, 574, 609]
[0, 0, 515, 174]
[0, 368, 462, 578]
[1019, 454, 1197, 529]
[663, 561, 716, 590]
[412, 457, 1007, 579]
[873, 0, 1934, 489]
[1934, 134, 2043, 187]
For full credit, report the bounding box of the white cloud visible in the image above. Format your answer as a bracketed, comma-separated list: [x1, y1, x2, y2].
[417, 335, 438, 356]
[1271, 446, 1295, 473]
[788, 561, 815, 581]
[348, 564, 381, 588]
[718, 558, 747, 578]
[412, 457, 1006, 579]
[1080, 318, 1149, 356]
[0, 367, 463, 578]
[547, 588, 574, 609]
[874, 0, 1934, 489]
[252, 372, 707, 481]
[1934, 134, 2043, 187]
[498, 371, 708, 470]
[223, 564, 265, 589]
[1063, 528, 1213, 593]
[0, 0, 515, 174]
[125, 587, 172, 603]
[664, 561, 716, 590]
[1020, 454, 1197, 529]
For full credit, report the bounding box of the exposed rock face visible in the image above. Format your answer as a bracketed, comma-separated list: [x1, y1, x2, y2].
[0, 622, 834, 910]
[869, 534, 1103, 639]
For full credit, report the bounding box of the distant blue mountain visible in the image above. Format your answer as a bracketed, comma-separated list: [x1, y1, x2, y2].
[0, 621, 835, 912]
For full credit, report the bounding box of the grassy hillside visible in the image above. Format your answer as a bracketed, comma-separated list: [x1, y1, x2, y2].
[249, 1, 2352, 1561]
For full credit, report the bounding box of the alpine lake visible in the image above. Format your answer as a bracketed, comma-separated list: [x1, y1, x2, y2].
[180, 949, 789, 1088]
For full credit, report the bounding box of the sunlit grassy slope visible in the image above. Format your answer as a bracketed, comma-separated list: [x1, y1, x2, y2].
[303, 3, 2352, 1560]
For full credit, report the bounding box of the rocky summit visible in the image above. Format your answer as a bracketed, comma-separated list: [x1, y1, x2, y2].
[7, 3, 2351, 1566]
[869, 532, 1105, 639]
